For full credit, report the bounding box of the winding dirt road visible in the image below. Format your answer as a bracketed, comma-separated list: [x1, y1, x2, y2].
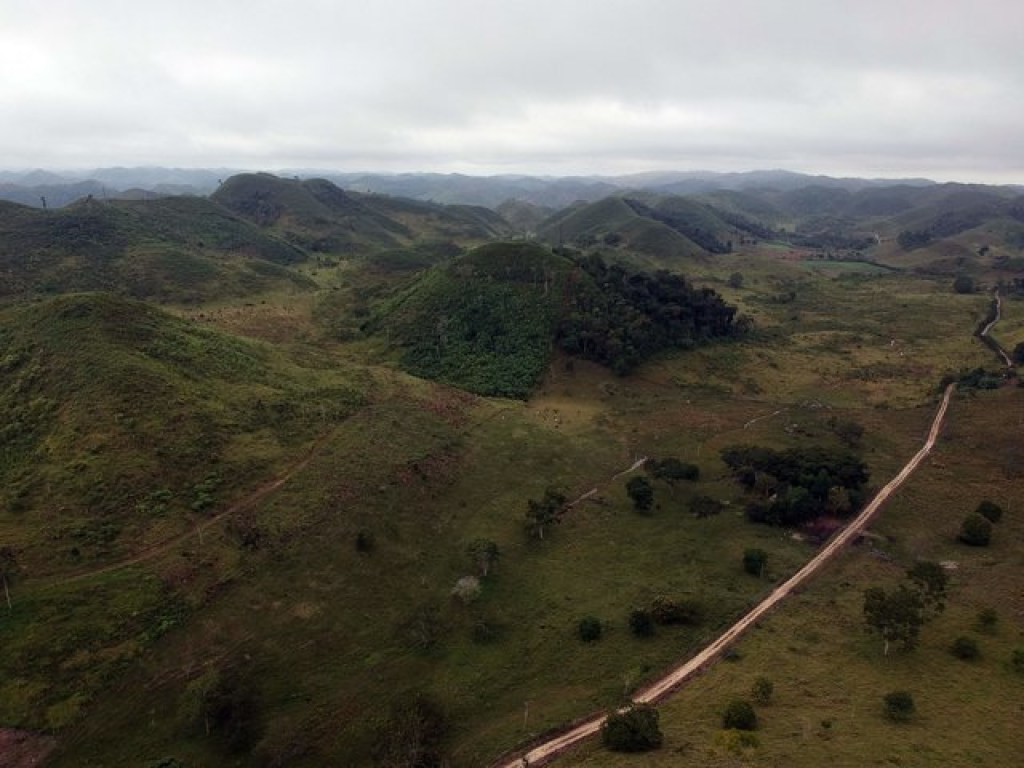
[493, 383, 955, 768]
[981, 288, 1013, 368]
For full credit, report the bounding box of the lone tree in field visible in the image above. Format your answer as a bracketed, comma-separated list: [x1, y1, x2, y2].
[0, 547, 18, 612]
[524, 487, 567, 541]
[883, 690, 915, 722]
[466, 539, 500, 577]
[959, 514, 992, 546]
[601, 704, 663, 752]
[626, 476, 654, 513]
[975, 499, 1003, 523]
[863, 585, 926, 655]
[742, 548, 768, 578]
[722, 699, 757, 730]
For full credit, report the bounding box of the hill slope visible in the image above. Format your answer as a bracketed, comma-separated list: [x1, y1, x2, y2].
[0, 196, 312, 302]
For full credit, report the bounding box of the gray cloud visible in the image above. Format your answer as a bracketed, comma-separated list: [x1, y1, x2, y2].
[2, 0, 1021, 182]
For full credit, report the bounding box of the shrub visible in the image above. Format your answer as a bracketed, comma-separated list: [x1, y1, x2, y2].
[355, 530, 375, 553]
[883, 690, 915, 722]
[722, 699, 757, 731]
[975, 500, 1003, 523]
[1011, 648, 1024, 674]
[651, 596, 702, 625]
[578, 616, 603, 642]
[626, 476, 655, 513]
[629, 609, 655, 638]
[751, 677, 774, 705]
[690, 495, 725, 518]
[976, 607, 999, 633]
[601, 704, 663, 752]
[742, 548, 768, 577]
[959, 514, 992, 546]
[646, 457, 700, 483]
[950, 636, 980, 660]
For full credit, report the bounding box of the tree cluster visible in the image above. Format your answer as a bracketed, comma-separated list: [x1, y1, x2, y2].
[721, 444, 869, 526]
[645, 457, 700, 483]
[557, 254, 738, 375]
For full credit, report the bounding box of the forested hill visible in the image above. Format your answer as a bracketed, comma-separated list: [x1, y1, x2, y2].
[371, 242, 740, 397]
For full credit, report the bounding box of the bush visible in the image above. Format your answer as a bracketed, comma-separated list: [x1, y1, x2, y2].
[959, 514, 992, 546]
[646, 457, 700, 483]
[626, 476, 655, 513]
[722, 699, 757, 731]
[953, 275, 975, 294]
[751, 677, 774, 705]
[950, 636, 980, 660]
[690, 495, 725, 518]
[578, 616, 603, 642]
[975, 500, 1003, 523]
[650, 596, 702, 625]
[742, 548, 768, 577]
[601, 704, 663, 752]
[1011, 648, 1024, 674]
[883, 690, 915, 722]
[629, 609, 655, 638]
[976, 607, 999, 633]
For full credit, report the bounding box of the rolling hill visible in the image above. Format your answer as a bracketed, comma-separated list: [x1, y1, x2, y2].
[0, 195, 313, 303]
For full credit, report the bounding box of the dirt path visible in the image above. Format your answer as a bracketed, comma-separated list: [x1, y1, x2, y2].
[35, 427, 339, 590]
[493, 383, 955, 768]
[980, 288, 1013, 368]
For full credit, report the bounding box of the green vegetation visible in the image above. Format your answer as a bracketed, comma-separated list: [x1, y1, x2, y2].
[601, 705, 663, 752]
[950, 636, 981, 661]
[959, 514, 993, 546]
[721, 444, 868, 526]
[722, 699, 757, 730]
[625, 476, 655, 513]
[883, 691, 916, 722]
[3, 173, 1024, 767]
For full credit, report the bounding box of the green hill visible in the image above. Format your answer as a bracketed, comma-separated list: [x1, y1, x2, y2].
[0, 196, 312, 302]
[370, 242, 739, 396]
[212, 173, 513, 255]
[0, 293, 365, 574]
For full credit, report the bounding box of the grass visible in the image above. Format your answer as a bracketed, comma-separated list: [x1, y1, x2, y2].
[2, 214, 1021, 767]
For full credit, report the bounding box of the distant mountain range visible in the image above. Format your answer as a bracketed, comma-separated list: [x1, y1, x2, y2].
[2, 166, 999, 212]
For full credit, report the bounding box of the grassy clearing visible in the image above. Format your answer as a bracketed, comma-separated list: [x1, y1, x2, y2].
[4, 240, 1020, 766]
[558, 385, 1024, 767]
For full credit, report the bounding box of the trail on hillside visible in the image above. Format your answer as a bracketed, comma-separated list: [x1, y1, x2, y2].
[35, 427, 339, 590]
[980, 288, 1013, 368]
[492, 382, 956, 768]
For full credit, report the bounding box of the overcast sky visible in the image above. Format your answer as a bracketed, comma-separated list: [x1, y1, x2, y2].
[2, 0, 1022, 182]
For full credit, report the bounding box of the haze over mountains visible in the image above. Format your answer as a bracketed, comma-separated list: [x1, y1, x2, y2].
[0, 166, 980, 212]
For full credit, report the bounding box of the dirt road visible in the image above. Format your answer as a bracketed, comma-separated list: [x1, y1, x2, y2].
[980, 288, 1012, 368]
[493, 383, 955, 767]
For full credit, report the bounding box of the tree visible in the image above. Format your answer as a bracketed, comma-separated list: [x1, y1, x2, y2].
[690, 495, 724, 518]
[742, 548, 768, 578]
[751, 677, 774, 705]
[728, 272, 744, 289]
[650, 596, 702, 625]
[953, 275, 975, 294]
[629, 609, 655, 638]
[883, 691, 915, 722]
[625, 476, 654, 513]
[578, 616, 603, 642]
[466, 539, 500, 577]
[601, 705, 663, 752]
[950, 636, 980, 660]
[906, 560, 948, 618]
[959, 514, 992, 546]
[975, 500, 1003, 524]
[373, 694, 450, 768]
[863, 585, 926, 655]
[524, 488, 567, 541]
[722, 699, 757, 730]
[1012, 341, 1024, 366]
[646, 457, 699, 483]
[0, 547, 18, 612]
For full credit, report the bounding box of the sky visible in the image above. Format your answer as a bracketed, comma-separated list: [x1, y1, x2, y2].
[2, 0, 1022, 183]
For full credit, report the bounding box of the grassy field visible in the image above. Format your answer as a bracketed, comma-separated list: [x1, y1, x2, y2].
[1, 231, 1019, 767]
